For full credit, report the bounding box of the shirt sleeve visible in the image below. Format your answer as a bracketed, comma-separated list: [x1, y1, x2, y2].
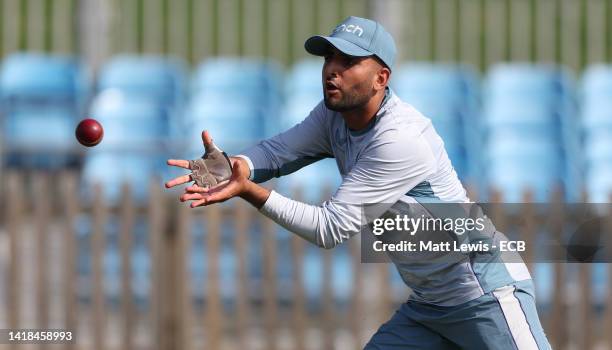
[237, 101, 334, 183]
[258, 131, 438, 248]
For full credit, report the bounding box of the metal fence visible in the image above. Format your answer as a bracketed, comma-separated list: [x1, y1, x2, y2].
[0, 0, 610, 70]
[1, 171, 612, 349]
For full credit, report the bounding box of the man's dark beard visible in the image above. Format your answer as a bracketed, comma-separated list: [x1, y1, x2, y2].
[324, 81, 376, 112]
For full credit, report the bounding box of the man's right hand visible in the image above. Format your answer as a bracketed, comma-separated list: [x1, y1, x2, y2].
[180, 154, 270, 209]
[165, 131, 269, 208]
[165, 130, 233, 189]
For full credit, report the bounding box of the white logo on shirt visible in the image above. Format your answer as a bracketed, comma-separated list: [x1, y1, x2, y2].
[333, 24, 364, 37]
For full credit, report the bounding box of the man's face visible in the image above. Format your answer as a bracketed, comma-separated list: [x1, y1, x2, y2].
[322, 47, 381, 112]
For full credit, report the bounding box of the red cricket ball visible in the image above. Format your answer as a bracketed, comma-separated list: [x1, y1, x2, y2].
[75, 118, 104, 147]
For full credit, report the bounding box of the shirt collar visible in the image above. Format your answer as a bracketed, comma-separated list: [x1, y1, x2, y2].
[378, 86, 393, 115]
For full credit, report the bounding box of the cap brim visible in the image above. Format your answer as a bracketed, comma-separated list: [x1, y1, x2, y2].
[305, 35, 372, 58]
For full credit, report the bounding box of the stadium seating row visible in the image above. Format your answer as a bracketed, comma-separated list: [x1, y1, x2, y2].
[1, 52, 611, 204]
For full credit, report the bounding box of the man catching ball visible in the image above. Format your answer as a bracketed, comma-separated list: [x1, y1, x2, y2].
[166, 16, 551, 350]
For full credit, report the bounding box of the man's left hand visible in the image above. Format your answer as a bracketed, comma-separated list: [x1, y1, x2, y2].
[179, 160, 251, 207]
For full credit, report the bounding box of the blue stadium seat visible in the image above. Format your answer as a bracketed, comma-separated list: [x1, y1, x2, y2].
[89, 90, 169, 150]
[581, 99, 612, 131]
[0, 52, 86, 169]
[85, 57, 182, 202]
[584, 134, 612, 165]
[486, 136, 562, 161]
[484, 64, 576, 150]
[4, 108, 74, 149]
[483, 100, 560, 128]
[286, 59, 323, 96]
[81, 151, 164, 204]
[283, 60, 324, 132]
[191, 58, 282, 139]
[3, 108, 78, 168]
[192, 57, 282, 104]
[482, 63, 578, 200]
[580, 67, 612, 202]
[0, 52, 83, 102]
[485, 64, 577, 153]
[485, 100, 561, 137]
[581, 64, 612, 104]
[282, 94, 323, 128]
[187, 89, 273, 116]
[485, 63, 571, 105]
[487, 132, 561, 153]
[483, 102, 566, 161]
[404, 95, 465, 123]
[83, 90, 170, 199]
[393, 63, 479, 103]
[184, 94, 267, 156]
[485, 134, 565, 201]
[98, 55, 185, 105]
[488, 155, 562, 179]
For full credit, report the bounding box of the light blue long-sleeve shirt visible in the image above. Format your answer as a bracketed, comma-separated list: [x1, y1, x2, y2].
[237, 89, 531, 306]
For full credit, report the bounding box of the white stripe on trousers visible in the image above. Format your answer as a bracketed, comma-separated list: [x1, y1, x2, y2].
[493, 285, 540, 350]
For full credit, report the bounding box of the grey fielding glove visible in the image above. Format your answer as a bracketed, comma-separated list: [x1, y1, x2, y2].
[188, 142, 233, 188]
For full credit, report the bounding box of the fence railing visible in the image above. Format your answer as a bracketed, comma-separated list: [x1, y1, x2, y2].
[1, 171, 611, 349]
[1, 171, 393, 349]
[0, 0, 610, 70]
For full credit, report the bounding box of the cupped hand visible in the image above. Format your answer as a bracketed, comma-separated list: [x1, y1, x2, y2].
[165, 130, 250, 189]
[179, 160, 250, 207]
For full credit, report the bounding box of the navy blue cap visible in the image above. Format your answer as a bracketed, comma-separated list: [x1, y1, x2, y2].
[305, 16, 397, 71]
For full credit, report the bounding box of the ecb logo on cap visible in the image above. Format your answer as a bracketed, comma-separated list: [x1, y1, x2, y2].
[333, 24, 364, 37]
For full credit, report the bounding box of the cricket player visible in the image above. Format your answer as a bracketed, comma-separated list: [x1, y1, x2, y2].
[166, 16, 551, 350]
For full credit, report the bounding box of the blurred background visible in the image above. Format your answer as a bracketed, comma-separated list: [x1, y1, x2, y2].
[0, 0, 611, 349]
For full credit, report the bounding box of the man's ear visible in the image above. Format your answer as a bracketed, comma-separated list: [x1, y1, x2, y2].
[374, 67, 391, 91]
